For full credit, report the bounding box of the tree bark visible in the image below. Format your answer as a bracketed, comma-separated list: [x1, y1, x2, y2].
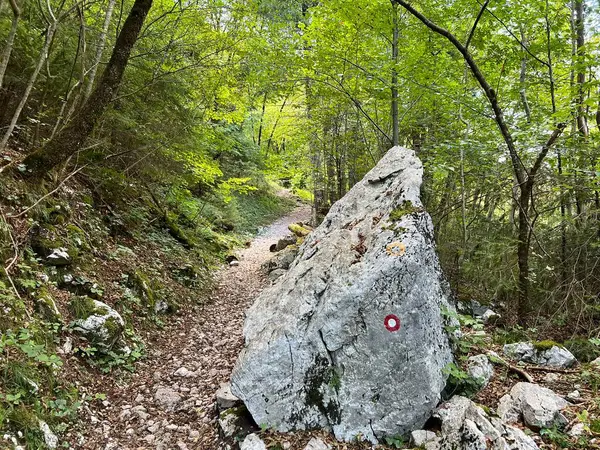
[0, 19, 57, 151]
[0, 0, 21, 89]
[22, 0, 153, 175]
[82, 0, 115, 103]
[574, 0, 588, 136]
[391, 1, 399, 146]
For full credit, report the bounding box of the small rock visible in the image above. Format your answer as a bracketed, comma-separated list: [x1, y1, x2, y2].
[46, 248, 72, 266]
[39, 420, 58, 449]
[569, 423, 585, 437]
[566, 390, 581, 402]
[544, 373, 560, 383]
[216, 382, 241, 410]
[143, 434, 155, 444]
[467, 354, 494, 388]
[498, 382, 568, 429]
[481, 309, 500, 324]
[174, 367, 194, 378]
[410, 430, 437, 447]
[503, 342, 576, 368]
[240, 434, 267, 450]
[134, 394, 144, 403]
[304, 437, 331, 450]
[229, 260, 240, 267]
[188, 430, 200, 441]
[154, 387, 182, 411]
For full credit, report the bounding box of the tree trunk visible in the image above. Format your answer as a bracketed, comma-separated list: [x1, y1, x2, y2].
[22, 0, 153, 175]
[391, 1, 399, 146]
[574, 0, 588, 136]
[0, 0, 21, 90]
[0, 19, 57, 151]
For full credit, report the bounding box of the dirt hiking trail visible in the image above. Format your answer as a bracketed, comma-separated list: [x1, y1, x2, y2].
[76, 204, 311, 450]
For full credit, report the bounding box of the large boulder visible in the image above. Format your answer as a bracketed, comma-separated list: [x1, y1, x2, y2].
[231, 147, 455, 443]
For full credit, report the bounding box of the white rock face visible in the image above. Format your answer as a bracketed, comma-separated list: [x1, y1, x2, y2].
[498, 382, 568, 430]
[467, 354, 494, 387]
[503, 342, 576, 368]
[231, 147, 455, 443]
[240, 434, 267, 450]
[431, 396, 538, 450]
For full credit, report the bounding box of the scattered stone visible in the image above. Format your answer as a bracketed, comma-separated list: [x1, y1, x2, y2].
[482, 309, 501, 324]
[216, 382, 241, 410]
[410, 430, 437, 447]
[46, 247, 72, 266]
[39, 420, 58, 449]
[70, 297, 124, 349]
[232, 147, 455, 443]
[240, 433, 267, 450]
[467, 354, 494, 388]
[174, 367, 194, 378]
[543, 373, 560, 383]
[304, 437, 330, 450]
[230, 260, 240, 267]
[218, 406, 256, 439]
[275, 235, 297, 252]
[498, 382, 568, 430]
[154, 387, 182, 411]
[569, 423, 585, 437]
[566, 390, 581, 402]
[188, 430, 200, 441]
[503, 342, 576, 368]
[431, 395, 538, 450]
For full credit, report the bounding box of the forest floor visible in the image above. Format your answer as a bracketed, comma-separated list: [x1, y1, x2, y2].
[71, 204, 312, 450]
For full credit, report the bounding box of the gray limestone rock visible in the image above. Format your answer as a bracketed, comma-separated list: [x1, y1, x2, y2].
[497, 382, 568, 430]
[216, 382, 241, 410]
[410, 430, 437, 447]
[240, 434, 267, 450]
[39, 420, 58, 449]
[268, 268, 287, 283]
[70, 298, 124, 349]
[433, 396, 539, 450]
[154, 387, 182, 411]
[503, 342, 576, 369]
[231, 147, 455, 443]
[304, 438, 331, 450]
[46, 247, 72, 266]
[467, 354, 494, 388]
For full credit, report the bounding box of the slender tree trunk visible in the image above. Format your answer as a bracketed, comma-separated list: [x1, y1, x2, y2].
[574, 0, 588, 136]
[0, 20, 57, 151]
[519, 29, 531, 122]
[256, 91, 267, 147]
[391, 1, 399, 146]
[22, 0, 154, 175]
[0, 0, 21, 89]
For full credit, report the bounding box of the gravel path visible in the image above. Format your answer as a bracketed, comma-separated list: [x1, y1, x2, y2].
[79, 204, 311, 450]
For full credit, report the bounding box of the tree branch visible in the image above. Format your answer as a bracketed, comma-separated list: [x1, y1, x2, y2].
[465, 0, 490, 49]
[393, 0, 526, 185]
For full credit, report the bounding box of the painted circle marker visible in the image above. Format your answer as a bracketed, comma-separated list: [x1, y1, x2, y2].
[384, 314, 401, 332]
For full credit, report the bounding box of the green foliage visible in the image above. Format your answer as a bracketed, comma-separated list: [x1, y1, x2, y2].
[384, 435, 407, 448]
[564, 338, 600, 363]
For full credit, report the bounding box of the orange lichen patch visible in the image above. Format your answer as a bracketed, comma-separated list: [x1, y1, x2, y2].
[386, 241, 406, 256]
